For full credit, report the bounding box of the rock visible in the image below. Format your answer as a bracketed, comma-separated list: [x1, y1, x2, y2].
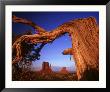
[40, 62, 52, 74]
[60, 67, 69, 74]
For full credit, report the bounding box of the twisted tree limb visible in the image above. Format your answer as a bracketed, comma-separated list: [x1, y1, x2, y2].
[62, 48, 73, 55]
[12, 26, 68, 64]
[12, 15, 46, 34]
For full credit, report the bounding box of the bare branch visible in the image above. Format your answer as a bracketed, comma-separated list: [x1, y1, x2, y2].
[62, 48, 73, 55]
[12, 15, 46, 34]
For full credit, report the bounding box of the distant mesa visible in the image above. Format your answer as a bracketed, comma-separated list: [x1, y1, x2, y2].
[39, 62, 71, 75]
[40, 62, 52, 74]
[60, 67, 69, 74]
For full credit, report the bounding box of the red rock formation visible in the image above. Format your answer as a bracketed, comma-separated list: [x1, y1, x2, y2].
[60, 67, 69, 74]
[40, 62, 52, 74]
[12, 16, 99, 80]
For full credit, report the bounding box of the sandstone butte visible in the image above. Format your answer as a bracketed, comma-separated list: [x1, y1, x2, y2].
[12, 15, 99, 81]
[40, 62, 52, 73]
[60, 67, 69, 74]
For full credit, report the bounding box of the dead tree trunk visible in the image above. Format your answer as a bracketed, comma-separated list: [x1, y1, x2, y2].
[12, 16, 99, 80]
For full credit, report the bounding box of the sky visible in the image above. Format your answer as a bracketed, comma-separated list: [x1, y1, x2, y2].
[12, 12, 99, 72]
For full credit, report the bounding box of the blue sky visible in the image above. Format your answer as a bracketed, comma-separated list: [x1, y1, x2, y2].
[12, 12, 99, 72]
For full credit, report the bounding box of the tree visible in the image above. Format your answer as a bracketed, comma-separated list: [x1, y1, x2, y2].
[12, 15, 99, 80]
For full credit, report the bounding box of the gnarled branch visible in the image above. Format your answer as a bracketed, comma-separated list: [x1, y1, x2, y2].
[62, 48, 73, 55]
[13, 15, 46, 34]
